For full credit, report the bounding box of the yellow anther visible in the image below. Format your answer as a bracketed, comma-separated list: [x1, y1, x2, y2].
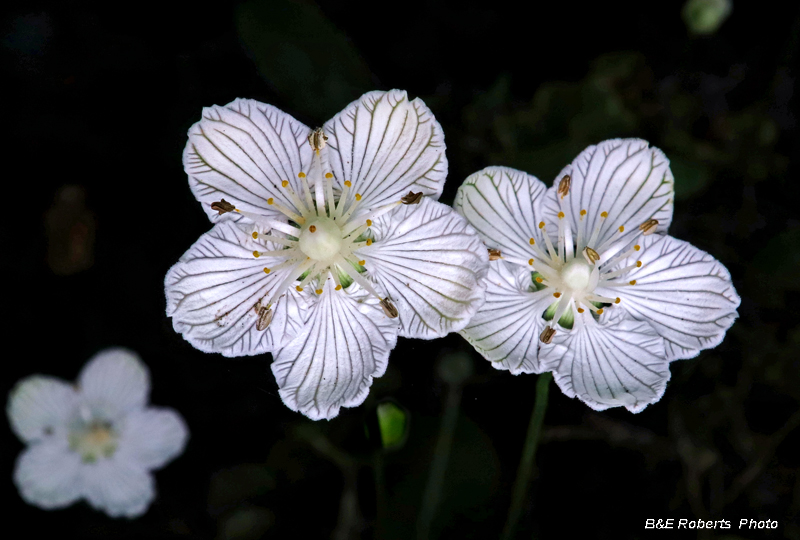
[267, 198, 274, 205]
[335, 284, 342, 291]
[309, 225, 317, 233]
[528, 258, 534, 266]
[253, 251, 260, 258]
[584, 246, 600, 263]
[344, 180, 352, 187]
[298, 172, 306, 178]
[263, 267, 270, 274]
[529, 238, 535, 245]
[629, 280, 637, 285]
[639, 218, 659, 235]
[325, 172, 333, 179]
[366, 238, 373, 246]
[358, 260, 366, 266]
[540, 327, 556, 344]
[601, 211, 608, 218]
[597, 308, 604, 315]
[618, 225, 625, 233]
[634, 245, 641, 251]
[366, 219, 372, 226]
[296, 286, 303, 292]
[577, 307, 585, 313]
[355, 193, 362, 201]
[580, 209, 587, 217]
[538, 221, 545, 229]
[252, 231, 258, 239]
[553, 292, 562, 298]
[558, 211, 565, 219]
[536, 277, 543, 283]
[558, 174, 571, 198]
[316, 288, 323, 295]
[614, 297, 621, 304]
[281, 180, 289, 187]
[636, 261, 642, 268]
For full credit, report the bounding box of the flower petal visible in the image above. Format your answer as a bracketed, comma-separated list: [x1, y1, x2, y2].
[454, 166, 548, 261]
[165, 221, 307, 357]
[361, 198, 489, 339]
[539, 315, 670, 413]
[79, 349, 149, 417]
[82, 459, 155, 518]
[459, 261, 553, 374]
[271, 285, 399, 420]
[184, 98, 314, 223]
[598, 234, 740, 360]
[14, 439, 83, 510]
[323, 90, 447, 217]
[7, 376, 78, 443]
[118, 408, 189, 470]
[541, 139, 674, 248]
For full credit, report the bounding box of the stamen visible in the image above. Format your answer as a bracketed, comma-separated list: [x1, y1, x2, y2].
[252, 232, 258, 239]
[339, 193, 364, 224]
[307, 128, 328, 154]
[211, 199, 235, 215]
[488, 249, 502, 261]
[334, 180, 353, 220]
[540, 326, 556, 344]
[295, 264, 319, 292]
[586, 293, 617, 304]
[325, 172, 336, 218]
[401, 191, 423, 205]
[254, 247, 299, 258]
[600, 261, 642, 280]
[550, 295, 572, 327]
[342, 201, 400, 236]
[602, 244, 641, 269]
[263, 258, 315, 308]
[256, 306, 273, 331]
[234, 208, 299, 236]
[639, 219, 659, 235]
[267, 198, 305, 224]
[335, 255, 384, 301]
[380, 298, 399, 318]
[586, 211, 608, 249]
[553, 292, 562, 298]
[539, 222, 559, 261]
[583, 246, 600, 264]
[298, 172, 315, 211]
[255, 234, 297, 248]
[557, 175, 571, 199]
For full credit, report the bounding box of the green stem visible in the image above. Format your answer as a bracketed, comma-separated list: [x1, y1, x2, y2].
[501, 371, 552, 540]
[417, 383, 462, 540]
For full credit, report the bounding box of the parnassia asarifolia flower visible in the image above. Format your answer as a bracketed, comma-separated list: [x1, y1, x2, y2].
[166, 90, 488, 420]
[7, 349, 188, 517]
[455, 139, 740, 412]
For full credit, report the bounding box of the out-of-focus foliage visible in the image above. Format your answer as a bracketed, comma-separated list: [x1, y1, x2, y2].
[376, 401, 408, 450]
[682, 0, 733, 35]
[235, 0, 374, 120]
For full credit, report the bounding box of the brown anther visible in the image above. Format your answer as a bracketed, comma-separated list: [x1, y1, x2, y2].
[639, 219, 659, 235]
[309, 225, 317, 233]
[211, 199, 235, 215]
[401, 191, 423, 205]
[553, 292, 562, 298]
[380, 298, 399, 319]
[540, 326, 556, 344]
[366, 238, 373, 246]
[558, 174, 571, 199]
[577, 307, 585, 313]
[597, 308, 604, 315]
[281, 180, 289, 187]
[307, 128, 328, 152]
[488, 248, 502, 261]
[256, 306, 273, 331]
[614, 297, 621, 304]
[584, 246, 600, 263]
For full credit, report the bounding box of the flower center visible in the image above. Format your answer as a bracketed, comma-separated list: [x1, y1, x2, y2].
[561, 259, 592, 291]
[298, 217, 343, 262]
[209, 128, 423, 327]
[69, 420, 118, 463]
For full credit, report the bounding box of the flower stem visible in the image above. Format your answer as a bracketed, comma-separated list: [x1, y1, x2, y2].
[501, 371, 552, 540]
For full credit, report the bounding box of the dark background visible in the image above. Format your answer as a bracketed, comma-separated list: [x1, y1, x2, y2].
[3, 0, 799, 538]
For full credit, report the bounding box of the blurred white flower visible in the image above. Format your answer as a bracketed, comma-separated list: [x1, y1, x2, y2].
[165, 90, 488, 420]
[7, 349, 188, 518]
[455, 139, 740, 412]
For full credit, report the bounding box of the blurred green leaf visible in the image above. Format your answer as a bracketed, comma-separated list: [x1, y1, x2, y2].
[377, 401, 408, 450]
[236, 0, 374, 119]
[670, 156, 712, 199]
[682, 0, 732, 35]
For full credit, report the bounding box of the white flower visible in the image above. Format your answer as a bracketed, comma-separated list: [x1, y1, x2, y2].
[455, 139, 740, 412]
[166, 90, 489, 420]
[7, 348, 188, 518]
